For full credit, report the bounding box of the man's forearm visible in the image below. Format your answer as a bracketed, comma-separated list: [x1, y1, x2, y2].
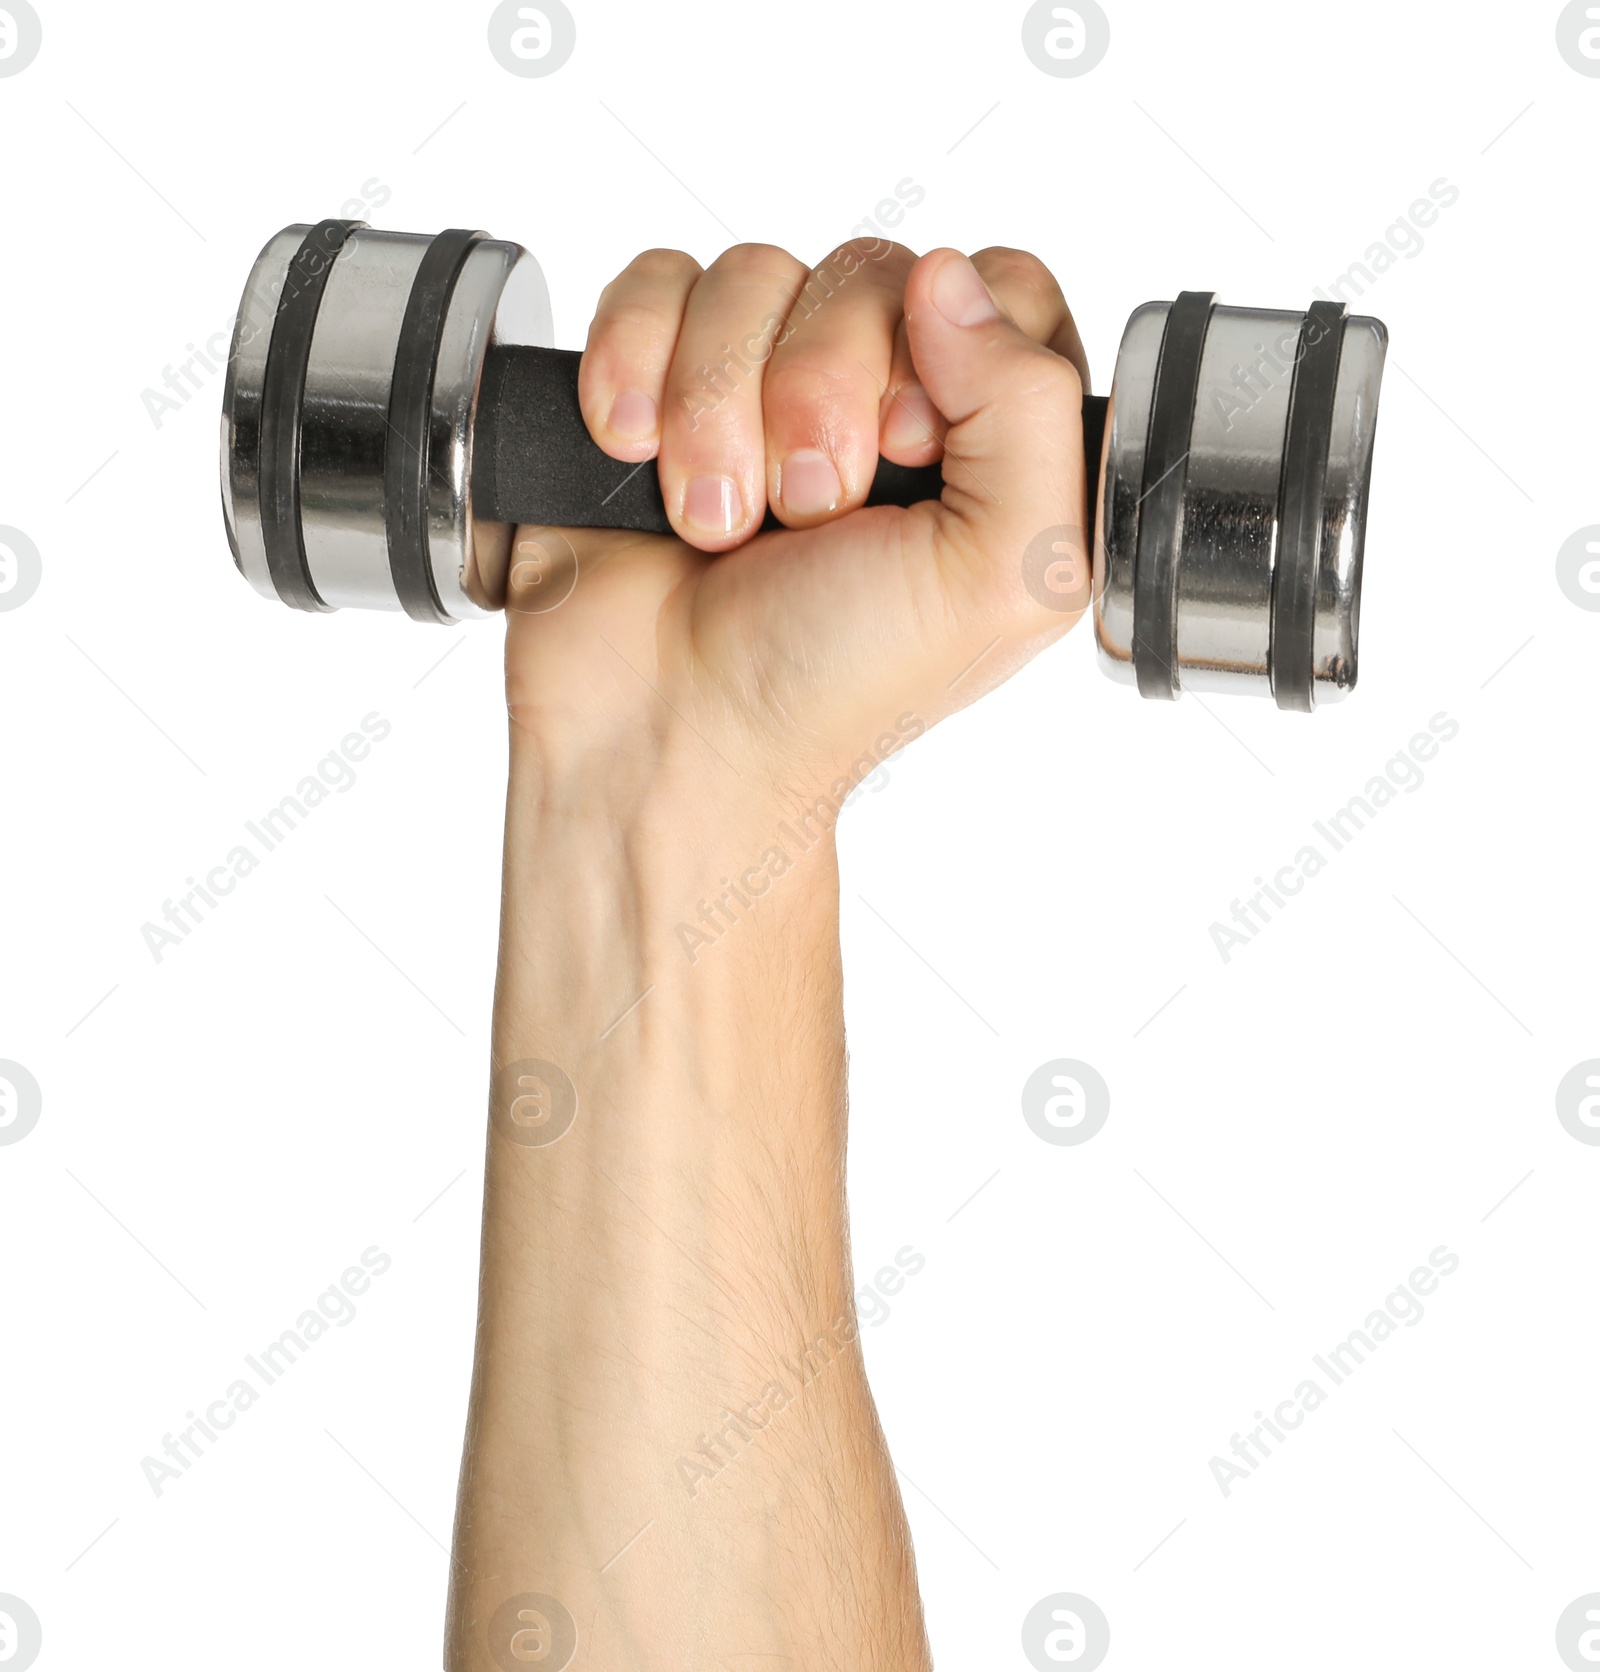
[446, 734, 930, 1668]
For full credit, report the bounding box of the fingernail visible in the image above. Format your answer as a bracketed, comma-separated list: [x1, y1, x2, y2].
[780, 448, 843, 517]
[684, 474, 743, 535]
[882, 384, 940, 452]
[931, 254, 999, 327]
[608, 390, 658, 440]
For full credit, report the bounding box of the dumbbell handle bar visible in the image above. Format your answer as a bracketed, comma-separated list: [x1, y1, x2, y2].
[472, 343, 1110, 545]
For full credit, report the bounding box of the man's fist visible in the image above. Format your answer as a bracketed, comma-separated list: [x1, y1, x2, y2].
[503, 241, 1090, 792]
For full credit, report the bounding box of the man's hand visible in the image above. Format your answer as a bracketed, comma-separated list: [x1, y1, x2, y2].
[446, 242, 1087, 1672]
[501, 241, 1090, 800]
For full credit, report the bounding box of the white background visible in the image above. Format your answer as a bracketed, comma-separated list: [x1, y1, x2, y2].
[2, 1, 1597, 1667]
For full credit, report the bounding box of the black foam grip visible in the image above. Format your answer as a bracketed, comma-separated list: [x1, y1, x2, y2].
[472, 344, 1108, 548]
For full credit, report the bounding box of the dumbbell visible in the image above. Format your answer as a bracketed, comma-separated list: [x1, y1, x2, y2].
[220, 220, 1388, 711]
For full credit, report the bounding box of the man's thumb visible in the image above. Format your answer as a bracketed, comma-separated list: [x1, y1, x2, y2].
[902, 249, 1090, 629]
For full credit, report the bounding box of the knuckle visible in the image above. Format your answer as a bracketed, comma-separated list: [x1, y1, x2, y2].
[622, 247, 702, 285]
[973, 245, 1062, 299]
[818, 235, 912, 273]
[1047, 338, 1086, 390]
[762, 356, 867, 419]
[1033, 346, 1086, 406]
[709, 242, 808, 292]
[998, 345, 1084, 417]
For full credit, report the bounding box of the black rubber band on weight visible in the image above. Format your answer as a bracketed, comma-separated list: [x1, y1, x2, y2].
[258, 219, 361, 613]
[384, 228, 486, 624]
[1270, 300, 1347, 713]
[1132, 291, 1215, 700]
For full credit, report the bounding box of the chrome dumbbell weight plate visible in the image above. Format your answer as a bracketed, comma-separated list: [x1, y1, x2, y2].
[1094, 292, 1386, 710]
[221, 221, 554, 622]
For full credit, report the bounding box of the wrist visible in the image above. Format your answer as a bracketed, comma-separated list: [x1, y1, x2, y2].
[504, 716, 846, 971]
